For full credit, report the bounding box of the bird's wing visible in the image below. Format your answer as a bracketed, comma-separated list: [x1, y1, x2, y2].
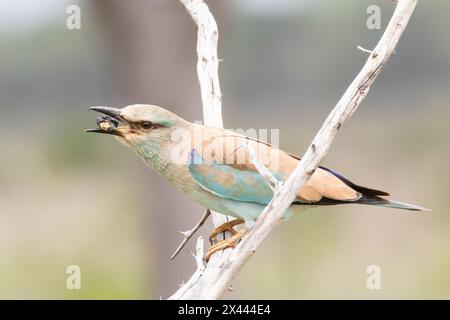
[188, 128, 362, 205]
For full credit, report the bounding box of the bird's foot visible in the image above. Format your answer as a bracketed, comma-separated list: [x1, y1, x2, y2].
[204, 228, 247, 262]
[209, 218, 245, 245]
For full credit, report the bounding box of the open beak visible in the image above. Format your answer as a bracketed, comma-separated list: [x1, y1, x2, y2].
[85, 106, 126, 137]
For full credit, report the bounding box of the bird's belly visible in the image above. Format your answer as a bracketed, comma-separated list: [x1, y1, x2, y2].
[219, 199, 309, 222]
[185, 187, 242, 218]
[219, 199, 265, 222]
[187, 187, 307, 223]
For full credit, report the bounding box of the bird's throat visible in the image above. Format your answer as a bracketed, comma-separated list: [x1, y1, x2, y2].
[134, 140, 170, 176]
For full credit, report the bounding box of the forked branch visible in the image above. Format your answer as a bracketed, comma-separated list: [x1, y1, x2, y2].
[170, 0, 417, 299]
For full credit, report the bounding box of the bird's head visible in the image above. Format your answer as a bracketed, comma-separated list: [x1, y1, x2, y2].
[86, 104, 187, 149]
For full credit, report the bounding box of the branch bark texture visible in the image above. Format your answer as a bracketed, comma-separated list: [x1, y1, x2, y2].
[178, 0, 235, 233]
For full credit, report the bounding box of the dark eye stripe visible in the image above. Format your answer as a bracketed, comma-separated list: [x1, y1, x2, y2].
[137, 121, 164, 130]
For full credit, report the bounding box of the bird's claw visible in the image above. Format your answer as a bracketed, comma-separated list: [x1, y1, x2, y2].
[205, 219, 246, 262]
[205, 228, 246, 262]
[209, 218, 245, 245]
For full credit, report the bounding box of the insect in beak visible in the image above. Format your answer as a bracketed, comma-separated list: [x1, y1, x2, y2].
[85, 106, 126, 137]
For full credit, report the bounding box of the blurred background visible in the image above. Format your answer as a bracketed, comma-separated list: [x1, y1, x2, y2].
[0, 0, 449, 299]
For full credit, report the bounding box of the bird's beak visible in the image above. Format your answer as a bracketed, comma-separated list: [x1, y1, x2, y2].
[85, 106, 127, 137]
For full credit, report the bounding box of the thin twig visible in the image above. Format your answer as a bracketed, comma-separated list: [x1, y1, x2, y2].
[170, 209, 211, 260]
[233, 143, 282, 192]
[357, 45, 374, 54]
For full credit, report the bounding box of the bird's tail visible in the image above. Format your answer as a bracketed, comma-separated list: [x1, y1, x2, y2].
[358, 195, 431, 211]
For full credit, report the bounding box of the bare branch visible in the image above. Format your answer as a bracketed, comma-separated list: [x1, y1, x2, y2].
[170, 237, 206, 299]
[170, 209, 211, 260]
[171, 0, 418, 299]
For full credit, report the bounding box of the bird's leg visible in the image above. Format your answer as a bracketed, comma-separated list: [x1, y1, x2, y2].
[205, 228, 247, 262]
[209, 218, 245, 245]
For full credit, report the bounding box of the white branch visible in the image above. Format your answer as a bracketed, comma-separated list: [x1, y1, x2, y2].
[170, 237, 206, 299]
[357, 45, 374, 55]
[171, 0, 417, 299]
[178, 0, 234, 234]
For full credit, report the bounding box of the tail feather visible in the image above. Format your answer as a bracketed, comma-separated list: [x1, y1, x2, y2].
[314, 166, 430, 211]
[359, 196, 431, 211]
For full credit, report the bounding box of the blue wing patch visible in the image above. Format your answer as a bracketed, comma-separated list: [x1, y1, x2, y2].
[188, 149, 275, 205]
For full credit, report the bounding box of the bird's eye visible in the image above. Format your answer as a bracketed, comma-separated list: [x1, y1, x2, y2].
[140, 121, 153, 130]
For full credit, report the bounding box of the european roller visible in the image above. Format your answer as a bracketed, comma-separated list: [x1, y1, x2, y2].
[87, 104, 428, 260]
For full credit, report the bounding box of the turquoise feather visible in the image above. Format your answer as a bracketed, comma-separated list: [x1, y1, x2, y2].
[188, 149, 280, 205]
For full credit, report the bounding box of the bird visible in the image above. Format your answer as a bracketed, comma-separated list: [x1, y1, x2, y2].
[86, 104, 429, 260]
